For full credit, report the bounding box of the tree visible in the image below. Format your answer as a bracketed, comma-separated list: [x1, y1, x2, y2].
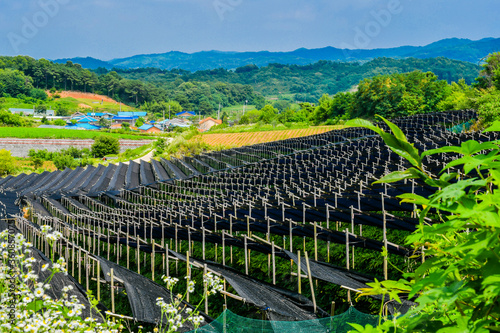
[53, 119, 66, 126]
[99, 117, 111, 130]
[31, 156, 43, 170]
[135, 117, 145, 128]
[476, 52, 500, 89]
[258, 105, 278, 124]
[91, 136, 120, 158]
[55, 106, 70, 117]
[0, 149, 15, 176]
[121, 122, 130, 130]
[35, 104, 47, 115]
[351, 71, 451, 118]
[53, 154, 78, 170]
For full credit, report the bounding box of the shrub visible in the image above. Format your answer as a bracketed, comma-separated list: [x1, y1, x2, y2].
[53, 154, 78, 170]
[0, 149, 15, 176]
[91, 135, 120, 158]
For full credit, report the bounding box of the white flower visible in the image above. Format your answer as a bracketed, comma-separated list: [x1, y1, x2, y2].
[34, 288, 44, 298]
[41, 225, 52, 233]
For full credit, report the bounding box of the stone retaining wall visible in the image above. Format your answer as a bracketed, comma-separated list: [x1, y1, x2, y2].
[0, 139, 153, 157]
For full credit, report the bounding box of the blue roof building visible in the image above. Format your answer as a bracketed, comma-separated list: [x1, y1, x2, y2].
[75, 116, 99, 123]
[66, 123, 101, 130]
[87, 112, 115, 118]
[117, 111, 147, 117]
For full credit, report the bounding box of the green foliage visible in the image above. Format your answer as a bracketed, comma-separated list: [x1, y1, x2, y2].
[476, 89, 500, 126]
[53, 119, 67, 126]
[476, 52, 500, 89]
[346, 117, 500, 332]
[117, 57, 479, 102]
[121, 122, 130, 130]
[29, 88, 48, 100]
[351, 71, 451, 119]
[55, 105, 70, 116]
[31, 156, 43, 169]
[239, 109, 261, 124]
[91, 135, 120, 158]
[98, 117, 111, 129]
[258, 105, 278, 124]
[312, 93, 353, 124]
[35, 104, 47, 115]
[153, 137, 167, 156]
[0, 68, 33, 97]
[53, 153, 79, 170]
[0, 110, 26, 126]
[0, 149, 15, 176]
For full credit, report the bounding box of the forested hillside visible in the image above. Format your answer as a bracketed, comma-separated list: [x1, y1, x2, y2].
[0, 56, 262, 114]
[0, 55, 481, 117]
[115, 57, 480, 102]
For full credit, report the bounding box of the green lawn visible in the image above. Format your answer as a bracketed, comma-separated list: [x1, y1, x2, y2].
[1, 96, 136, 113]
[0, 127, 155, 140]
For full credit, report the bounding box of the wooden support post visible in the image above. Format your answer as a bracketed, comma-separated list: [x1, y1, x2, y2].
[222, 232, 226, 266]
[186, 251, 190, 302]
[331, 301, 335, 316]
[204, 264, 208, 315]
[305, 251, 317, 313]
[136, 235, 141, 274]
[110, 268, 115, 314]
[297, 250, 301, 294]
[97, 260, 101, 301]
[314, 222, 318, 261]
[152, 240, 156, 281]
[202, 228, 206, 260]
[85, 253, 89, 292]
[166, 243, 170, 277]
[244, 235, 248, 275]
[78, 248, 82, 284]
[272, 241, 276, 285]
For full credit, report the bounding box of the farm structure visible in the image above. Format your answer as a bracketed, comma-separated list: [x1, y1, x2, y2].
[0, 109, 491, 331]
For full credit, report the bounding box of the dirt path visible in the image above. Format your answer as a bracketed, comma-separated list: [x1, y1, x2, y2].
[123, 149, 156, 165]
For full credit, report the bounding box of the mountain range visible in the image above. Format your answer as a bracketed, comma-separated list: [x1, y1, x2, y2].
[53, 37, 500, 72]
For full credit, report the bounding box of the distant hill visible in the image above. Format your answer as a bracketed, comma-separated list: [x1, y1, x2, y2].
[53, 38, 500, 71]
[52, 56, 119, 70]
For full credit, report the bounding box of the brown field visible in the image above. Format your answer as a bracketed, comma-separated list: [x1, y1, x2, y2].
[47, 91, 118, 103]
[198, 126, 342, 148]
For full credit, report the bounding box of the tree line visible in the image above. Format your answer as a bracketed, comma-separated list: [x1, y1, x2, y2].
[234, 53, 500, 126]
[114, 57, 480, 103]
[0, 55, 262, 115]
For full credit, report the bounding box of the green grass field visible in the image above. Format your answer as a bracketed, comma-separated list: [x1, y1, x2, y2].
[1, 96, 136, 114]
[0, 127, 154, 140]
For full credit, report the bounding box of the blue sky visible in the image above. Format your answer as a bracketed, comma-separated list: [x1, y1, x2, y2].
[0, 0, 498, 60]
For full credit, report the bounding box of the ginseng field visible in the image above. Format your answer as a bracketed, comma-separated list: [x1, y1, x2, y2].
[0, 110, 490, 332]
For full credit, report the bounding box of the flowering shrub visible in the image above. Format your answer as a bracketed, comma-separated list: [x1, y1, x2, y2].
[0, 226, 122, 332]
[155, 272, 224, 332]
[0, 224, 225, 332]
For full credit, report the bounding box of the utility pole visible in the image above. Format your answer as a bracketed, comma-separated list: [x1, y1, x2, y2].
[163, 108, 165, 132]
[218, 103, 221, 120]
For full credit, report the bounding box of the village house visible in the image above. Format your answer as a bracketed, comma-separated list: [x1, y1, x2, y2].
[138, 124, 163, 133]
[198, 117, 222, 132]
